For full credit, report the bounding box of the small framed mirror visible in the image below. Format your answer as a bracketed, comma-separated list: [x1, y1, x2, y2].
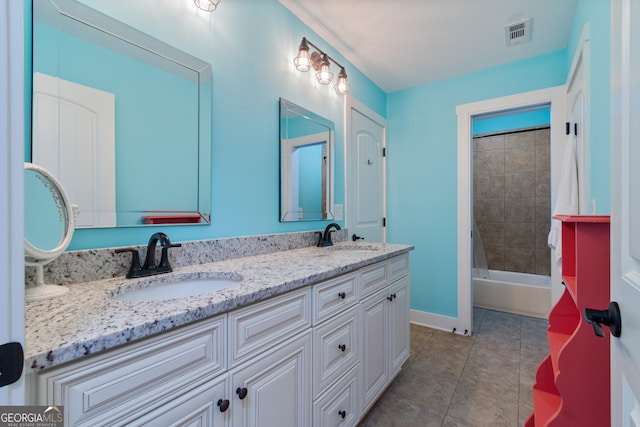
[279, 98, 334, 222]
[24, 162, 75, 301]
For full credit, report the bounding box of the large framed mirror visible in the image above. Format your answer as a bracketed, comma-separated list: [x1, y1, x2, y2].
[31, 0, 212, 228]
[279, 98, 334, 222]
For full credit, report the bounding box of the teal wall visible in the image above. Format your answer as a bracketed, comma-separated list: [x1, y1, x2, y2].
[386, 50, 567, 317]
[26, 0, 386, 249]
[472, 108, 550, 136]
[25, 0, 612, 321]
[385, 0, 611, 319]
[567, 0, 611, 213]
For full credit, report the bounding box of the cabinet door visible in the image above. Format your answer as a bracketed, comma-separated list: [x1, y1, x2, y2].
[360, 289, 388, 414]
[130, 373, 229, 427]
[388, 276, 410, 377]
[230, 333, 311, 427]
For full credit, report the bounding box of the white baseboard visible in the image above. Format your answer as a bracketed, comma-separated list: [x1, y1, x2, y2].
[410, 309, 472, 336]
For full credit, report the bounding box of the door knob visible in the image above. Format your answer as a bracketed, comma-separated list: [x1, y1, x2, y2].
[585, 301, 622, 338]
[352, 234, 364, 241]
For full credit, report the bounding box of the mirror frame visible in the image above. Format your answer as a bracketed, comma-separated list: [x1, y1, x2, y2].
[32, 0, 212, 227]
[279, 98, 334, 222]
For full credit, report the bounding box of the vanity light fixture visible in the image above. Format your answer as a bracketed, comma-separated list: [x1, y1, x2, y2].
[294, 37, 350, 95]
[193, 0, 221, 12]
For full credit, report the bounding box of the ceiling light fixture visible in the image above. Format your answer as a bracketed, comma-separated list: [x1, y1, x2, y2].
[193, 0, 221, 12]
[294, 37, 349, 95]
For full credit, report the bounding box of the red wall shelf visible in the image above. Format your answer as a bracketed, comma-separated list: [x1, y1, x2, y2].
[525, 215, 610, 427]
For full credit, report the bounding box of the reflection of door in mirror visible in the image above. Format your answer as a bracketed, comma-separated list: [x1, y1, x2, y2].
[280, 98, 334, 222]
[31, 0, 213, 227]
[281, 137, 327, 221]
[32, 72, 116, 228]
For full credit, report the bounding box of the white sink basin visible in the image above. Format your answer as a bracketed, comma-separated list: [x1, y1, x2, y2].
[110, 272, 243, 302]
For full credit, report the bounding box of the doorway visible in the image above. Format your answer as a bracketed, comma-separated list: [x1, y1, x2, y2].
[456, 86, 566, 335]
[471, 108, 552, 319]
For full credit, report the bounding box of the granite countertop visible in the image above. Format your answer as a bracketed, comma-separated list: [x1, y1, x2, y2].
[25, 242, 413, 373]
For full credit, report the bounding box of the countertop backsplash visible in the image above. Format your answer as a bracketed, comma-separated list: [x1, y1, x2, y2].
[25, 229, 348, 287]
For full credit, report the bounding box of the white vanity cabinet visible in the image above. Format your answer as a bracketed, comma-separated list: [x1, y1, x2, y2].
[311, 253, 411, 426]
[227, 287, 312, 427]
[26, 252, 410, 427]
[28, 316, 229, 426]
[360, 254, 410, 415]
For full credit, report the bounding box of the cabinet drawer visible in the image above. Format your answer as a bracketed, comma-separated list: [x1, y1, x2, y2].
[34, 316, 226, 427]
[312, 272, 358, 325]
[388, 253, 410, 283]
[229, 287, 311, 368]
[313, 306, 360, 398]
[313, 365, 359, 427]
[359, 261, 388, 297]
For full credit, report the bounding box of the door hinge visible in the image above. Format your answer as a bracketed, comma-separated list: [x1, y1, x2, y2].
[574, 123, 578, 136]
[566, 122, 570, 135]
[383, 217, 386, 227]
[382, 147, 386, 157]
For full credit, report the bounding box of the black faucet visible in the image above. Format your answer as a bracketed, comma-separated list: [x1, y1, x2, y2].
[317, 223, 341, 247]
[115, 232, 182, 278]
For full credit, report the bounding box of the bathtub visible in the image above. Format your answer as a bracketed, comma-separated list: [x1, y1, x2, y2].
[473, 270, 551, 319]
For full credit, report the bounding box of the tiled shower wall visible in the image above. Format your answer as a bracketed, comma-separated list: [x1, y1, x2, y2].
[473, 127, 551, 276]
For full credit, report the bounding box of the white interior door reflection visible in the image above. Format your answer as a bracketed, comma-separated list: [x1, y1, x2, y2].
[281, 134, 327, 221]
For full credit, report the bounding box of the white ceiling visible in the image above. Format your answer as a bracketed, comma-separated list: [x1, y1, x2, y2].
[280, 0, 579, 93]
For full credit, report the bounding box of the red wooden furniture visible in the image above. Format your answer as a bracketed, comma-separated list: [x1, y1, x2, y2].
[525, 215, 610, 427]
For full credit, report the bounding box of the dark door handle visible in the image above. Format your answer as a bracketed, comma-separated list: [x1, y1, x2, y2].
[352, 234, 364, 241]
[217, 399, 230, 412]
[585, 301, 622, 338]
[0, 342, 24, 388]
[236, 387, 248, 400]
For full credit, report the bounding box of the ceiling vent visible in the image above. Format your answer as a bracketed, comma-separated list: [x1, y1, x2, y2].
[505, 18, 532, 46]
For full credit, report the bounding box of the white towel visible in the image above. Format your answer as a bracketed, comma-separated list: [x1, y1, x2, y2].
[548, 135, 580, 265]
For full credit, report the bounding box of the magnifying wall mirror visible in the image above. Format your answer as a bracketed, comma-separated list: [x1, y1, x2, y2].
[279, 98, 334, 222]
[24, 163, 75, 301]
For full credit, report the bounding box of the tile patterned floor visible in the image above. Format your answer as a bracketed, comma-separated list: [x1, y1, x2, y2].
[359, 308, 549, 427]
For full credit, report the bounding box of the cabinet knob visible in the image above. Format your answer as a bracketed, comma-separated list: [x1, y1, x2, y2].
[217, 399, 230, 412]
[338, 344, 346, 352]
[339, 410, 346, 419]
[338, 292, 346, 299]
[585, 301, 622, 338]
[387, 293, 396, 301]
[236, 387, 248, 400]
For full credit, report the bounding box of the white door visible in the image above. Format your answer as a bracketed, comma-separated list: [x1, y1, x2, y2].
[0, 0, 25, 404]
[566, 31, 589, 214]
[346, 98, 386, 243]
[32, 73, 116, 228]
[611, 0, 640, 424]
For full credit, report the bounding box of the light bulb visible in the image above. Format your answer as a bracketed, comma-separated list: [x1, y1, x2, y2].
[334, 68, 349, 95]
[316, 55, 333, 85]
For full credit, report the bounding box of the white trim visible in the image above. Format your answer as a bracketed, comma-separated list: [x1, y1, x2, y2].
[344, 96, 387, 242]
[410, 310, 469, 336]
[0, 0, 26, 404]
[455, 86, 566, 336]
